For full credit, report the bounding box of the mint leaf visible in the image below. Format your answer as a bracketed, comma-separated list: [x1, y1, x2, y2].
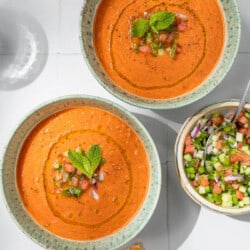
[149, 12, 175, 33]
[86, 145, 102, 176]
[68, 145, 103, 179]
[81, 155, 92, 176]
[68, 149, 91, 178]
[131, 18, 149, 38]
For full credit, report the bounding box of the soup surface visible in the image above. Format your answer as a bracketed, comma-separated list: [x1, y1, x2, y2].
[93, 0, 225, 99]
[16, 106, 149, 240]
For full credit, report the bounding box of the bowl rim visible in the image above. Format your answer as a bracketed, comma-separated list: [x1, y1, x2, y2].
[79, 0, 241, 109]
[175, 100, 250, 215]
[0, 94, 162, 249]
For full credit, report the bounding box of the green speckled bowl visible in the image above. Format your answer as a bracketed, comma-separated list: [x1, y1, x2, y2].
[80, 0, 240, 109]
[175, 101, 250, 215]
[0, 95, 161, 250]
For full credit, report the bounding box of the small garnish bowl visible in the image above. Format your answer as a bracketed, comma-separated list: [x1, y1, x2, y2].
[80, 0, 240, 109]
[175, 101, 250, 215]
[0, 95, 161, 249]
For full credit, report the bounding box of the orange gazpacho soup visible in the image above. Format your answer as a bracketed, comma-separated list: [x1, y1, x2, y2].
[93, 0, 225, 99]
[16, 106, 149, 240]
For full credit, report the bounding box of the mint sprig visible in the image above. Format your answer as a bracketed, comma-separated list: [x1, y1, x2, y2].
[68, 145, 102, 179]
[131, 18, 149, 38]
[131, 11, 175, 38]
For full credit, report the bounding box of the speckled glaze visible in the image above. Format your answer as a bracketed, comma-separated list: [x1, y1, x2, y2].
[175, 101, 250, 215]
[79, 0, 241, 109]
[0, 95, 161, 250]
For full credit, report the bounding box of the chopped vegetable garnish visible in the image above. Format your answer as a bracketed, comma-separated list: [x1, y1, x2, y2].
[62, 187, 83, 198]
[183, 110, 250, 208]
[52, 145, 105, 199]
[131, 11, 188, 58]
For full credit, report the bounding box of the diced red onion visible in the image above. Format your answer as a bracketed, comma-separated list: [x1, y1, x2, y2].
[195, 173, 200, 181]
[90, 188, 99, 201]
[175, 13, 188, 21]
[202, 120, 212, 131]
[99, 171, 104, 181]
[62, 173, 69, 183]
[191, 122, 202, 138]
[91, 178, 97, 185]
[224, 174, 244, 182]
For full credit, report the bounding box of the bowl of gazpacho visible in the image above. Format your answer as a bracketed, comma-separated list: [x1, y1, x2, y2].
[175, 101, 250, 215]
[1, 95, 161, 249]
[80, 0, 240, 109]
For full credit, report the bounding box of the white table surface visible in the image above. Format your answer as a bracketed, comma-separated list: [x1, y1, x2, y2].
[0, 0, 250, 249]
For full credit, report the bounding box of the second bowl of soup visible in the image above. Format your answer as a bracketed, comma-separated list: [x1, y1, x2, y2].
[80, 0, 240, 109]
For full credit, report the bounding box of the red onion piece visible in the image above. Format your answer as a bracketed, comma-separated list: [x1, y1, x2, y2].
[90, 188, 99, 201]
[224, 174, 244, 182]
[99, 171, 105, 181]
[91, 178, 97, 185]
[191, 122, 202, 138]
[175, 13, 188, 21]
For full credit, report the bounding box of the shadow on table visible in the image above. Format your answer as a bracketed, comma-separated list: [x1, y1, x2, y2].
[0, 8, 48, 90]
[133, 113, 200, 250]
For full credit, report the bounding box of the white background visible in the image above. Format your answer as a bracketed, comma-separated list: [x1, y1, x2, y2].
[0, 0, 250, 249]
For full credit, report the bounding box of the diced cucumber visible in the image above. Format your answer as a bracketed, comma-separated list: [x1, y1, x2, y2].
[186, 160, 197, 168]
[236, 132, 243, 142]
[198, 186, 207, 194]
[185, 167, 195, 174]
[198, 166, 205, 174]
[238, 201, 245, 207]
[206, 164, 214, 173]
[218, 153, 230, 166]
[239, 186, 247, 193]
[222, 193, 233, 207]
[240, 165, 247, 174]
[194, 150, 204, 159]
[245, 112, 250, 119]
[232, 194, 239, 205]
[221, 182, 226, 191]
[189, 173, 196, 180]
[228, 136, 236, 145]
[245, 167, 250, 175]
[206, 193, 214, 203]
[213, 194, 222, 204]
[184, 153, 193, 161]
[53, 163, 62, 170]
[205, 186, 211, 193]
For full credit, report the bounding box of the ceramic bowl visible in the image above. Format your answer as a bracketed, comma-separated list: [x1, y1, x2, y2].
[80, 0, 240, 109]
[1, 95, 161, 249]
[175, 101, 250, 215]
